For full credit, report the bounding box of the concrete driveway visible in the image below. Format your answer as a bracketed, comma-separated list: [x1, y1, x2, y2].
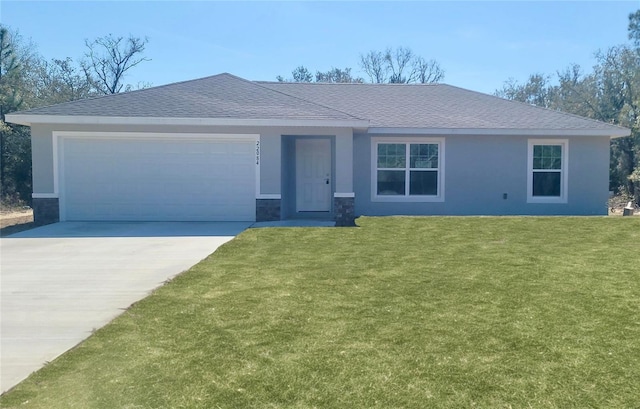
[0, 221, 250, 394]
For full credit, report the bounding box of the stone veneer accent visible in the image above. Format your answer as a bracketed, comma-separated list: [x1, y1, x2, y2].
[32, 197, 60, 225]
[256, 198, 281, 222]
[334, 196, 355, 227]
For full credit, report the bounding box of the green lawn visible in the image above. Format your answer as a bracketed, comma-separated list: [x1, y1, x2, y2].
[2, 217, 640, 408]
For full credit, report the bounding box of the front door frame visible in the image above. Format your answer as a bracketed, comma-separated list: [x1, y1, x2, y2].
[295, 138, 332, 212]
[282, 135, 335, 219]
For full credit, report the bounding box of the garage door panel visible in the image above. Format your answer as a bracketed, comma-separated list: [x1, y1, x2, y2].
[62, 137, 256, 221]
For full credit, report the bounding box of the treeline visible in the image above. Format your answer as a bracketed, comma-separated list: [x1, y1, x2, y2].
[496, 10, 640, 203]
[277, 46, 444, 84]
[0, 25, 149, 205]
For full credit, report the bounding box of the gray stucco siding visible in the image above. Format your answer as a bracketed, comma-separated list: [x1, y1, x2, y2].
[333, 128, 354, 194]
[564, 135, 610, 214]
[257, 130, 281, 195]
[30, 123, 611, 218]
[259, 127, 353, 196]
[354, 133, 611, 216]
[30, 123, 354, 199]
[31, 125, 56, 194]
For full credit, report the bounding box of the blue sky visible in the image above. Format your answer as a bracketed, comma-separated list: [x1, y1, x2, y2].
[2, 1, 638, 94]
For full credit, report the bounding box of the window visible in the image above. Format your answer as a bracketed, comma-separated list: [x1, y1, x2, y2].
[527, 140, 568, 203]
[372, 138, 444, 201]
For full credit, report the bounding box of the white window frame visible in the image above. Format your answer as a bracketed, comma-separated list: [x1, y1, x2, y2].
[527, 139, 568, 204]
[371, 137, 445, 202]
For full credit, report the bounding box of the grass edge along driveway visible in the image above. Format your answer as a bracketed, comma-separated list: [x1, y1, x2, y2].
[1, 216, 639, 408]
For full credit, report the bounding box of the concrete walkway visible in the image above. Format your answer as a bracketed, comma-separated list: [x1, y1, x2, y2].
[251, 219, 336, 228]
[0, 221, 250, 394]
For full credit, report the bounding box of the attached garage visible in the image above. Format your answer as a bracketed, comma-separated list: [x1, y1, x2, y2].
[57, 133, 258, 222]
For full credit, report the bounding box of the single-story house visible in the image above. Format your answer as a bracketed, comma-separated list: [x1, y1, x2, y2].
[6, 73, 631, 226]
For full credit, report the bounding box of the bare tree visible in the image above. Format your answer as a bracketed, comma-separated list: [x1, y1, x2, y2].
[359, 46, 444, 84]
[359, 50, 388, 83]
[385, 46, 413, 83]
[280, 47, 445, 84]
[412, 56, 445, 84]
[82, 34, 149, 94]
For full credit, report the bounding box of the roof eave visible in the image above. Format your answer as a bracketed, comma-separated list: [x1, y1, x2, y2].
[6, 114, 630, 138]
[367, 127, 631, 138]
[4, 114, 370, 129]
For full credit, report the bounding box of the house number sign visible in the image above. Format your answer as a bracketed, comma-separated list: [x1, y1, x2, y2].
[256, 140, 260, 165]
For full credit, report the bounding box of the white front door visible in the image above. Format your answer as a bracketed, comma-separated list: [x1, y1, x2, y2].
[296, 138, 332, 212]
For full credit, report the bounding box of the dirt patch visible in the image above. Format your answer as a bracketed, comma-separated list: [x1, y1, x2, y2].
[609, 204, 640, 217]
[608, 196, 639, 217]
[0, 209, 35, 237]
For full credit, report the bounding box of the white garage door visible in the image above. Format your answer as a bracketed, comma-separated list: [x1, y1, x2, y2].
[60, 136, 256, 221]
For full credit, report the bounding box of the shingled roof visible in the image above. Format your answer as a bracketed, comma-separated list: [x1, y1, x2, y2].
[6, 73, 630, 137]
[12, 73, 360, 121]
[260, 81, 624, 132]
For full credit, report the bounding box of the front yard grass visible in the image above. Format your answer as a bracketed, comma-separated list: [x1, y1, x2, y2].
[1, 216, 639, 408]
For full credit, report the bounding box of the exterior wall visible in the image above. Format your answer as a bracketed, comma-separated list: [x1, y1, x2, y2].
[30, 122, 612, 221]
[31, 125, 56, 194]
[29, 123, 355, 222]
[565, 136, 610, 213]
[354, 133, 611, 216]
[280, 130, 354, 220]
[281, 136, 296, 219]
[30, 123, 354, 196]
[257, 131, 281, 195]
[334, 129, 354, 194]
